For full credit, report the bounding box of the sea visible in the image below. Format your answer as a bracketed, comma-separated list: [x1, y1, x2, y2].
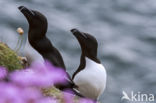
[0, 0, 156, 103]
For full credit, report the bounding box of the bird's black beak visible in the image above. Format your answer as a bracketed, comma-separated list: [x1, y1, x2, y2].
[71, 28, 88, 50]
[18, 6, 35, 18]
[71, 29, 87, 40]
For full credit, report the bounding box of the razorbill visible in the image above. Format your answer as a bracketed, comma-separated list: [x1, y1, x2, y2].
[18, 6, 82, 96]
[71, 29, 107, 100]
[18, 6, 66, 69]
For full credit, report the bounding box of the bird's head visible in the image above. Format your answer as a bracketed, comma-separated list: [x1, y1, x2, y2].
[71, 29, 98, 60]
[18, 6, 47, 38]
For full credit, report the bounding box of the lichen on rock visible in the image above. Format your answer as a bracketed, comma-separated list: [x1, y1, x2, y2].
[0, 42, 23, 71]
[42, 87, 80, 103]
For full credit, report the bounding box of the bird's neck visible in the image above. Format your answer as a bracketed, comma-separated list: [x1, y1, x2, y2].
[81, 53, 101, 64]
[28, 30, 66, 69]
[72, 53, 100, 79]
[29, 28, 46, 40]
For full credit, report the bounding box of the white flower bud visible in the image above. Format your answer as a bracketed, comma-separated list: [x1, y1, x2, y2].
[17, 27, 24, 35]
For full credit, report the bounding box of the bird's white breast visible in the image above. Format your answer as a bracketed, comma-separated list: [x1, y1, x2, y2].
[73, 57, 107, 100]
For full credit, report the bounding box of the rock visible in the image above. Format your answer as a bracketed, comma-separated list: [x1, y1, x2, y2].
[42, 87, 80, 103]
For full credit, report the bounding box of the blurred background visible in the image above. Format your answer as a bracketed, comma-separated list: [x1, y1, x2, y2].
[0, 0, 156, 102]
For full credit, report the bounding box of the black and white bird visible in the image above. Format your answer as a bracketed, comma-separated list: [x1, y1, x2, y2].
[71, 29, 107, 100]
[18, 6, 66, 69]
[18, 6, 82, 96]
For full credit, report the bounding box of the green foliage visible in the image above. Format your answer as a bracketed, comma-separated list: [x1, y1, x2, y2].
[0, 42, 23, 71]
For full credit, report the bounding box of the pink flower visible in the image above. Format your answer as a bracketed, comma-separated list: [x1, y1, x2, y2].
[63, 90, 74, 103]
[21, 87, 56, 103]
[79, 98, 96, 103]
[0, 61, 74, 103]
[0, 66, 7, 80]
[38, 98, 57, 103]
[0, 82, 23, 103]
[0, 82, 56, 103]
[10, 61, 67, 88]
